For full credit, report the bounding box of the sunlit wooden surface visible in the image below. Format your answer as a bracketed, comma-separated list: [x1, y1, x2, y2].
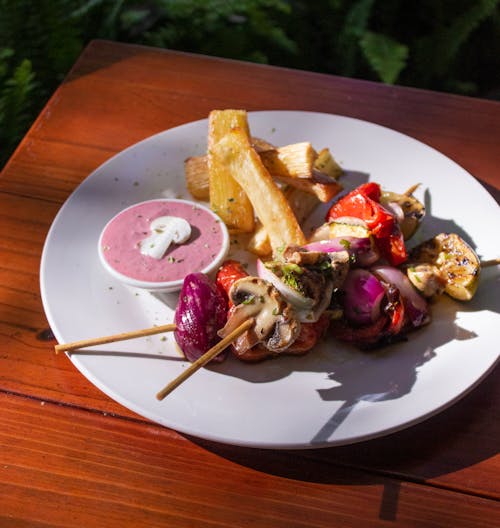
[1, 40, 498, 527]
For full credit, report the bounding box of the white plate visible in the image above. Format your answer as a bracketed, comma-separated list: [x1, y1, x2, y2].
[40, 111, 499, 449]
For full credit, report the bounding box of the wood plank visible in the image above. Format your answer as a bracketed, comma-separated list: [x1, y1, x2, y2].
[1, 392, 498, 528]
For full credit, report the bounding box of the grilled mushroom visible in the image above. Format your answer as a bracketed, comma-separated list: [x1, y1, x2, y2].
[218, 276, 300, 354]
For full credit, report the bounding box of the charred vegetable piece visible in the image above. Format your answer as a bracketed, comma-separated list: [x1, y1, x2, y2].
[328, 217, 371, 239]
[326, 182, 407, 266]
[406, 263, 446, 298]
[380, 190, 425, 240]
[174, 273, 227, 362]
[408, 233, 480, 301]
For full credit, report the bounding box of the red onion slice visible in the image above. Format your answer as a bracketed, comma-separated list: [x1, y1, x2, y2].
[371, 265, 429, 327]
[304, 237, 380, 267]
[256, 259, 314, 310]
[256, 259, 332, 323]
[174, 272, 227, 362]
[342, 269, 386, 325]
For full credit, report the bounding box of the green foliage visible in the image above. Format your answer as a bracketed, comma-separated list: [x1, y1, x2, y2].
[1, 0, 499, 168]
[360, 31, 408, 84]
[0, 50, 37, 167]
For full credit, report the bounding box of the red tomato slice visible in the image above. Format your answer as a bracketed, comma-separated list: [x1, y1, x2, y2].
[215, 260, 248, 308]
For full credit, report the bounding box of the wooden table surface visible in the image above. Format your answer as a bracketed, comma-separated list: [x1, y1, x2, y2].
[1, 40, 498, 527]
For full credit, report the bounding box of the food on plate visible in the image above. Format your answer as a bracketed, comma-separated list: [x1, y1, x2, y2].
[207, 109, 255, 233]
[325, 182, 412, 266]
[215, 259, 330, 362]
[174, 272, 227, 363]
[98, 199, 229, 291]
[380, 185, 425, 240]
[406, 233, 481, 301]
[210, 126, 307, 251]
[185, 140, 343, 203]
[96, 110, 487, 369]
[185, 109, 344, 256]
[169, 109, 485, 362]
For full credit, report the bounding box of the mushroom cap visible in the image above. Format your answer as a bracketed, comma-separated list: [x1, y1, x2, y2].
[218, 276, 301, 353]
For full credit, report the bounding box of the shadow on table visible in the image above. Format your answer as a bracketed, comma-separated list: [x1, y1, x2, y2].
[190, 363, 498, 521]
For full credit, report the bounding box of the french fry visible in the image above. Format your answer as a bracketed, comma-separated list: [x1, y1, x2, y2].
[259, 142, 317, 179]
[211, 128, 306, 252]
[284, 186, 321, 224]
[247, 186, 320, 257]
[187, 141, 342, 204]
[314, 148, 343, 180]
[247, 221, 272, 256]
[274, 170, 342, 203]
[184, 155, 209, 200]
[207, 110, 255, 233]
[251, 137, 275, 152]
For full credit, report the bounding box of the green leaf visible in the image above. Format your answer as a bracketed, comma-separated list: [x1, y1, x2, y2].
[360, 31, 408, 84]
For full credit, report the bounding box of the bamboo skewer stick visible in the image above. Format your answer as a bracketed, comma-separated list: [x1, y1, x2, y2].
[404, 183, 421, 196]
[156, 318, 253, 401]
[54, 323, 177, 353]
[481, 258, 500, 268]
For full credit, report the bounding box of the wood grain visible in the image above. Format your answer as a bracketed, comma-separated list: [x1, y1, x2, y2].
[1, 393, 498, 528]
[0, 40, 498, 526]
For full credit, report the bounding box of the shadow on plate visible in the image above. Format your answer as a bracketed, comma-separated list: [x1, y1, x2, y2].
[188, 364, 498, 521]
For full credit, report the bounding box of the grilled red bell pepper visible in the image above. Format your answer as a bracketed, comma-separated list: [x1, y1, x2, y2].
[326, 182, 407, 265]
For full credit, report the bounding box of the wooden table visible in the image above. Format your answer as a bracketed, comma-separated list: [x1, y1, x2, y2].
[1, 40, 498, 527]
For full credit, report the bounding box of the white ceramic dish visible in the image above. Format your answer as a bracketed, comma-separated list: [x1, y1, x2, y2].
[40, 110, 499, 449]
[97, 199, 229, 292]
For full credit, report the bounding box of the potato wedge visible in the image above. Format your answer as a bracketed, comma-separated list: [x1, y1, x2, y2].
[207, 110, 255, 233]
[186, 142, 342, 203]
[274, 169, 342, 202]
[211, 128, 306, 252]
[314, 148, 343, 180]
[184, 155, 209, 200]
[247, 186, 319, 257]
[247, 221, 273, 256]
[259, 142, 317, 179]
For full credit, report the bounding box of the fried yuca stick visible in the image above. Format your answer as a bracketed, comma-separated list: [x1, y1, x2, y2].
[315, 148, 343, 180]
[247, 187, 320, 257]
[258, 142, 317, 178]
[184, 155, 209, 200]
[208, 110, 255, 233]
[186, 142, 342, 203]
[211, 128, 306, 252]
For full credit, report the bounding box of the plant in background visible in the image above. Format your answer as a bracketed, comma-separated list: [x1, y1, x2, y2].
[0, 49, 37, 167]
[0, 0, 84, 166]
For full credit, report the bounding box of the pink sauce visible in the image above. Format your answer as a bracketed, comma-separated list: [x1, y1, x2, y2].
[100, 200, 227, 283]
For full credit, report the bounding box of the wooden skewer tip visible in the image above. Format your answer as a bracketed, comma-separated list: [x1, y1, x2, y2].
[481, 257, 500, 268]
[54, 323, 177, 354]
[155, 318, 253, 401]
